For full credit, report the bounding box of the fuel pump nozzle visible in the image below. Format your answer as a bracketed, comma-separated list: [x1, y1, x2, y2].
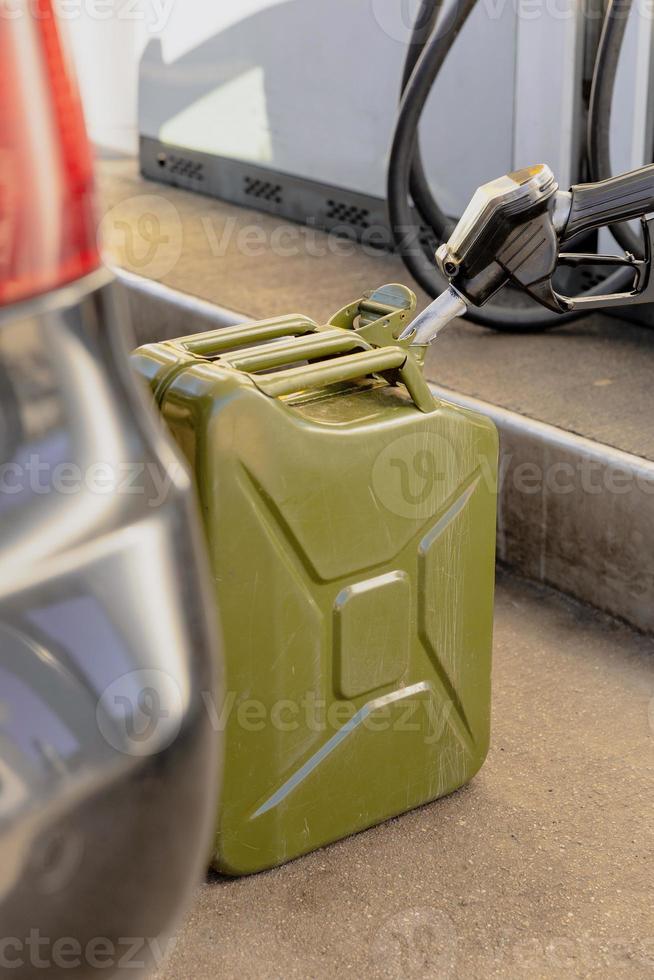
[401, 163, 654, 345]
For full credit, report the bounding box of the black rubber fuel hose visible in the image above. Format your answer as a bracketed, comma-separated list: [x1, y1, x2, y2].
[587, 0, 644, 257]
[388, 0, 636, 330]
[400, 0, 455, 238]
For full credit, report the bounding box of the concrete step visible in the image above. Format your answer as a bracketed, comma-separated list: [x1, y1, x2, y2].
[430, 386, 654, 635]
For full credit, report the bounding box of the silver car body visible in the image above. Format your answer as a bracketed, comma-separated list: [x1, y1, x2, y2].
[0, 269, 221, 977]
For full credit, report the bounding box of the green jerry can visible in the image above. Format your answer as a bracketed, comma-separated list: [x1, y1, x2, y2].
[131, 284, 498, 875]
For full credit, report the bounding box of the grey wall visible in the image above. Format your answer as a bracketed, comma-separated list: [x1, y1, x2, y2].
[139, 0, 518, 214]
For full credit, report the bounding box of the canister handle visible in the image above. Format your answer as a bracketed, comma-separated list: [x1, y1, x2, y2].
[178, 315, 319, 358]
[255, 345, 436, 413]
[222, 329, 371, 373]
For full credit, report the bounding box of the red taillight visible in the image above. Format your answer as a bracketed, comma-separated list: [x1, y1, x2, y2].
[0, 0, 100, 306]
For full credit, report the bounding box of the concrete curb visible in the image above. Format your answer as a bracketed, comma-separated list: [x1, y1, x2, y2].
[114, 267, 247, 344]
[431, 386, 654, 634]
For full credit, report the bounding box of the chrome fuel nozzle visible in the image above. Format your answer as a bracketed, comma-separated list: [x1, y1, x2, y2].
[402, 162, 654, 346]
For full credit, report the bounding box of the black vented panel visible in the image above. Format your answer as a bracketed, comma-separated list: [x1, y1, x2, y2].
[243, 176, 284, 204]
[142, 137, 397, 250]
[325, 199, 370, 229]
[157, 153, 205, 182]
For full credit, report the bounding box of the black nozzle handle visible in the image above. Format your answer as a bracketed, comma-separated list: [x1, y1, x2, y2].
[563, 165, 654, 242]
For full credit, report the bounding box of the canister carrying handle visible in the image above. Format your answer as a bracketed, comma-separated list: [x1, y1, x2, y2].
[255, 343, 436, 413]
[222, 329, 371, 372]
[178, 315, 319, 358]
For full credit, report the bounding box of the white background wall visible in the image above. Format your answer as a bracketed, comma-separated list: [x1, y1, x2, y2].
[65, 9, 151, 155]
[65, 0, 295, 156]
